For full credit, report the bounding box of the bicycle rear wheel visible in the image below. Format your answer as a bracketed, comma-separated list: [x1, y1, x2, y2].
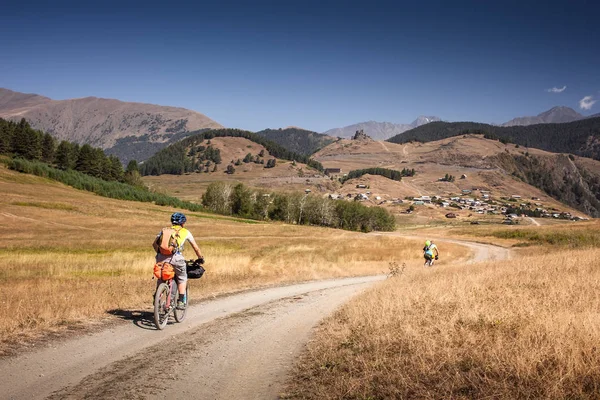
[154, 282, 171, 330]
[174, 286, 188, 323]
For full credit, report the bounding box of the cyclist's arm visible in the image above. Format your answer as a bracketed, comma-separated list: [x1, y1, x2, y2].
[152, 232, 161, 253]
[187, 234, 203, 259]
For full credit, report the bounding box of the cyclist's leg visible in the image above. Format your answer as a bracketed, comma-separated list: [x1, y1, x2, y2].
[171, 254, 188, 306]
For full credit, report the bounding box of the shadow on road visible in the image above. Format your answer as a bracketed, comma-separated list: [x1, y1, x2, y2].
[107, 309, 156, 330]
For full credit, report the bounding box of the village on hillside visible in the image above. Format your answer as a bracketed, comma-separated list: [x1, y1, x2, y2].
[320, 169, 588, 224]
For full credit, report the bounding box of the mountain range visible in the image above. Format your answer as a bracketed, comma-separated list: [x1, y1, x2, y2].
[322, 116, 441, 140]
[2, 87, 599, 165]
[0, 88, 222, 163]
[502, 106, 583, 126]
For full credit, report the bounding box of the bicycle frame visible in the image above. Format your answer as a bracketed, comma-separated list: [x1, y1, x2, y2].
[154, 276, 188, 330]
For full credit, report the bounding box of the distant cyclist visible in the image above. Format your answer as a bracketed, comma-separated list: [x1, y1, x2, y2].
[423, 240, 439, 267]
[154, 212, 204, 309]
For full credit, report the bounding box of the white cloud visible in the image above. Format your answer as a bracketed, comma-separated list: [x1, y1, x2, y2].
[579, 95, 597, 110]
[546, 85, 567, 93]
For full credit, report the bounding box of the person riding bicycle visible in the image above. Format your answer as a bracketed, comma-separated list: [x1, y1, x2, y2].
[423, 240, 439, 267]
[154, 212, 204, 309]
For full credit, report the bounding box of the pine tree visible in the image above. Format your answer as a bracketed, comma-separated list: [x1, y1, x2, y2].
[41, 133, 56, 163]
[0, 119, 12, 154]
[55, 141, 73, 169]
[76, 144, 95, 174]
[126, 160, 139, 174]
[11, 118, 31, 158]
[108, 155, 124, 181]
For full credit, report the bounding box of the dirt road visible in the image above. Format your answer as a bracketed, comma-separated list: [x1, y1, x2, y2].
[1, 239, 510, 400]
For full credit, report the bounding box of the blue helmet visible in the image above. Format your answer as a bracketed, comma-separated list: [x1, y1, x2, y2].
[171, 212, 187, 225]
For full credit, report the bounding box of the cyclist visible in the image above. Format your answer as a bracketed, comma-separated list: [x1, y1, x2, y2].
[154, 212, 204, 309]
[423, 240, 439, 267]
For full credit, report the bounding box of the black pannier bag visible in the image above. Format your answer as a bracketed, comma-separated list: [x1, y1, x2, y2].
[186, 260, 205, 279]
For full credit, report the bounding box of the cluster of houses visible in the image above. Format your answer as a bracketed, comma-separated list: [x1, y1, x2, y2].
[324, 185, 586, 223]
[409, 190, 586, 222]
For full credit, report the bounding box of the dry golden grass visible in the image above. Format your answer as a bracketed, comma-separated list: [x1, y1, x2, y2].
[447, 219, 600, 250]
[0, 166, 470, 353]
[286, 249, 600, 399]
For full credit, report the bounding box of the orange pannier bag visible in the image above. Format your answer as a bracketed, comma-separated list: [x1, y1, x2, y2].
[154, 262, 175, 280]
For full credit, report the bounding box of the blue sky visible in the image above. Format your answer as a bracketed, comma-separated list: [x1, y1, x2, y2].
[1, 0, 599, 131]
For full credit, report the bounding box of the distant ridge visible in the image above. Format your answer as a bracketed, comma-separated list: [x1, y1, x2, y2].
[503, 106, 583, 126]
[0, 88, 222, 163]
[386, 117, 600, 161]
[322, 115, 441, 141]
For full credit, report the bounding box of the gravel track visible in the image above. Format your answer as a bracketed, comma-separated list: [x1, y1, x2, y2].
[1, 238, 510, 399]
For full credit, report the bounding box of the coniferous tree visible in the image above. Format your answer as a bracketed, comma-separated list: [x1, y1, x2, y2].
[41, 133, 56, 163]
[126, 160, 139, 174]
[108, 155, 124, 181]
[0, 120, 13, 154]
[76, 144, 95, 174]
[55, 141, 74, 169]
[91, 147, 108, 178]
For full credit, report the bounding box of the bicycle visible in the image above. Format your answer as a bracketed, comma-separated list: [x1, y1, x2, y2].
[153, 259, 204, 330]
[424, 255, 439, 267]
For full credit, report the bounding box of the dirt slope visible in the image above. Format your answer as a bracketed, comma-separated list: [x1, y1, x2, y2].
[0, 88, 222, 160]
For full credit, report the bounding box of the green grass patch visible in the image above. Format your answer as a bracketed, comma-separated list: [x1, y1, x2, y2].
[154, 208, 264, 224]
[488, 228, 600, 248]
[71, 270, 126, 278]
[0, 247, 150, 256]
[11, 201, 78, 211]
[7, 158, 205, 212]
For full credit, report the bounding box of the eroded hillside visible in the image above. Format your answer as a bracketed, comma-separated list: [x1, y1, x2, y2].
[0, 88, 222, 163]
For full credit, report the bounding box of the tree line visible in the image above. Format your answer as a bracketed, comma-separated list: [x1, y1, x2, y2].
[202, 182, 396, 232]
[7, 157, 204, 212]
[139, 128, 324, 176]
[0, 117, 142, 185]
[340, 167, 415, 183]
[386, 117, 600, 161]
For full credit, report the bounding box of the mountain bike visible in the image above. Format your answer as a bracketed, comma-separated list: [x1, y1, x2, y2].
[153, 259, 204, 330]
[424, 255, 439, 267]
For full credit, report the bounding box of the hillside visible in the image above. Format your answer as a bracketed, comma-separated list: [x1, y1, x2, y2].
[314, 135, 600, 217]
[322, 116, 441, 141]
[0, 88, 222, 164]
[139, 128, 323, 176]
[503, 106, 583, 126]
[255, 127, 336, 155]
[387, 117, 600, 161]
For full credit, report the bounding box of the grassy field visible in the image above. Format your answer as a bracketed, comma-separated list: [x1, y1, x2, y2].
[0, 165, 471, 354]
[286, 246, 600, 398]
[448, 220, 600, 249]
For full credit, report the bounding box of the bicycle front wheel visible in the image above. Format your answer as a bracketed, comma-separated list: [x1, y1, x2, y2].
[174, 286, 188, 323]
[154, 282, 170, 330]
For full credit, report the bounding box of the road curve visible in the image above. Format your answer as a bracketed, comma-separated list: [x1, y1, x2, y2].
[1, 276, 384, 400]
[369, 232, 512, 263]
[1, 238, 509, 400]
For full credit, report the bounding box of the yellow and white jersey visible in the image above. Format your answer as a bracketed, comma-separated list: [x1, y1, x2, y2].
[156, 225, 195, 254]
